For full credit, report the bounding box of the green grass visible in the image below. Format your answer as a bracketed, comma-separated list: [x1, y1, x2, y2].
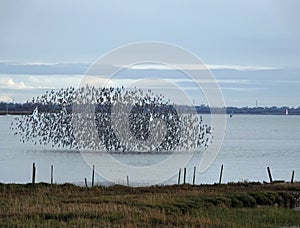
[0, 182, 299, 227]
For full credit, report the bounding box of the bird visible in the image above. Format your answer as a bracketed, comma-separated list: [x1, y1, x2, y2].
[12, 85, 211, 153]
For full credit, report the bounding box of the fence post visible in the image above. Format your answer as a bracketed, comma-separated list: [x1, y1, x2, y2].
[32, 163, 36, 185]
[183, 168, 186, 184]
[193, 166, 196, 185]
[219, 165, 223, 184]
[127, 176, 129, 187]
[92, 165, 95, 187]
[291, 170, 295, 184]
[85, 178, 88, 187]
[50, 165, 53, 185]
[267, 167, 273, 183]
[178, 168, 181, 185]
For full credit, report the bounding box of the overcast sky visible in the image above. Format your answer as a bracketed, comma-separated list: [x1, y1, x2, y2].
[0, 0, 300, 106]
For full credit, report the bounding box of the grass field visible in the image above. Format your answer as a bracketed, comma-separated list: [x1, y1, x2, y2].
[0, 182, 300, 227]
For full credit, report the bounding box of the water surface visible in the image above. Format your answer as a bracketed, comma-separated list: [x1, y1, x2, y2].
[0, 115, 299, 185]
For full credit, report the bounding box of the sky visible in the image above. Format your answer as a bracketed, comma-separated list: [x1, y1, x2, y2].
[0, 0, 300, 107]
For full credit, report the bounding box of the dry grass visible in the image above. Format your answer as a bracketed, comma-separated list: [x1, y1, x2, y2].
[0, 182, 300, 227]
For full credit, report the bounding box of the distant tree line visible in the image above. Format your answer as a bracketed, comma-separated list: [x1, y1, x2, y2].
[1, 102, 299, 115]
[196, 105, 300, 115]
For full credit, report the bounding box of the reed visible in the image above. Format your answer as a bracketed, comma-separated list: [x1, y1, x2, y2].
[0, 182, 299, 227]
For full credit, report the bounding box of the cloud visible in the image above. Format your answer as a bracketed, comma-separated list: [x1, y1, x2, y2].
[7, 61, 60, 66]
[222, 87, 261, 92]
[27, 75, 82, 89]
[123, 64, 173, 70]
[206, 64, 280, 71]
[0, 75, 83, 90]
[0, 74, 250, 93]
[0, 62, 88, 75]
[122, 63, 280, 71]
[0, 78, 29, 89]
[0, 95, 12, 102]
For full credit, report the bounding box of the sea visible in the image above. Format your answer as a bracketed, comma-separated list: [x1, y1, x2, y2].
[0, 114, 299, 186]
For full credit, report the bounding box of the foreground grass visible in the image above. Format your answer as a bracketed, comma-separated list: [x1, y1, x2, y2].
[0, 182, 300, 227]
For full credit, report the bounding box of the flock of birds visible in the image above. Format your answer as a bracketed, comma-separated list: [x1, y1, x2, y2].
[11, 86, 211, 152]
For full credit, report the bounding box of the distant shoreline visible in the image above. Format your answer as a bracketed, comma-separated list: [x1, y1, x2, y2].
[0, 111, 32, 115]
[1, 103, 299, 115]
[0, 112, 299, 116]
[0, 111, 299, 116]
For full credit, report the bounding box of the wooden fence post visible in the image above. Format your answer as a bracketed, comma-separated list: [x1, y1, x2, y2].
[267, 167, 273, 183]
[183, 168, 186, 184]
[32, 163, 36, 185]
[193, 166, 196, 185]
[50, 165, 53, 185]
[178, 168, 181, 185]
[85, 178, 88, 187]
[291, 170, 295, 184]
[92, 165, 95, 187]
[219, 165, 223, 184]
[127, 176, 129, 187]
